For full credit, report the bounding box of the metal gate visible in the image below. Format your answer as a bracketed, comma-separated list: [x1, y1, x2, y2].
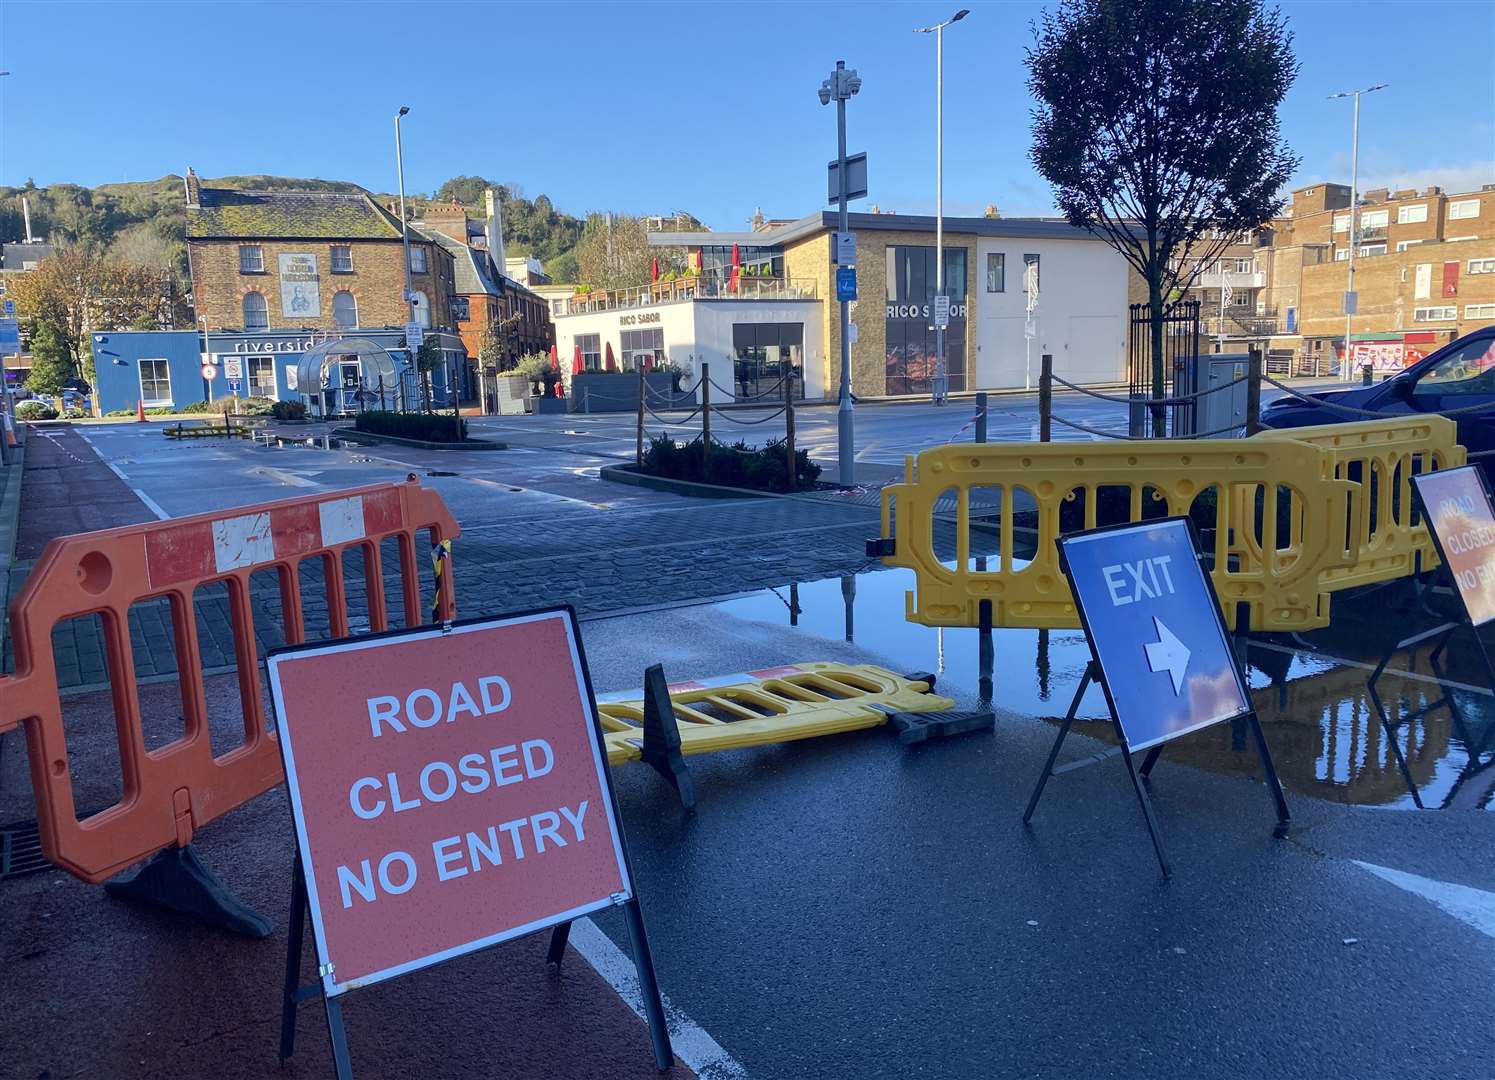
[1128, 299, 1201, 436]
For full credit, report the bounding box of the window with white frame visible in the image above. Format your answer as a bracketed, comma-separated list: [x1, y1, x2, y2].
[1396, 240, 1423, 252]
[410, 290, 431, 328]
[1360, 209, 1389, 229]
[238, 245, 264, 273]
[1335, 249, 1349, 261]
[577, 333, 602, 371]
[1359, 244, 1387, 257]
[1468, 258, 1495, 274]
[1414, 306, 1457, 321]
[1465, 304, 1495, 319]
[1449, 199, 1481, 220]
[242, 291, 268, 329]
[1397, 203, 1428, 224]
[247, 355, 275, 397]
[330, 245, 353, 273]
[409, 246, 428, 273]
[332, 290, 358, 328]
[1332, 213, 1350, 233]
[138, 358, 173, 406]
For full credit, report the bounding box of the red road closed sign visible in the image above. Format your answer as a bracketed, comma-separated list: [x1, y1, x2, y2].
[268, 609, 631, 996]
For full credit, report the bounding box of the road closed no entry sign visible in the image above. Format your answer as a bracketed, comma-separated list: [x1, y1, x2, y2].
[268, 609, 631, 997]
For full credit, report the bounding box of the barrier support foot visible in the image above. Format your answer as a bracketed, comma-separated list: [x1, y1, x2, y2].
[640, 663, 696, 811]
[104, 844, 272, 938]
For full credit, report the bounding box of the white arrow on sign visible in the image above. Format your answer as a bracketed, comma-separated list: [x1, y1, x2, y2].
[1144, 616, 1190, 695]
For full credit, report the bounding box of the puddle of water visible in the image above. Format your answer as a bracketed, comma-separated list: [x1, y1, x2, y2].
[713, 569, 1494, 812]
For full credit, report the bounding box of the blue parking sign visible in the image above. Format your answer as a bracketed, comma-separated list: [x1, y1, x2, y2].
[1060, 518, 1250, 750]
[836, 267, 857, 302]
[1025, 516, 1289, 877]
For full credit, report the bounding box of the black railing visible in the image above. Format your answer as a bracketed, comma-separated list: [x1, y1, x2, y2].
[1128, 299, 1201, 436]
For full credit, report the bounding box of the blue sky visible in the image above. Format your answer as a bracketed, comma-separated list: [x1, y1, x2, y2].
[3, 0, 1492, 229]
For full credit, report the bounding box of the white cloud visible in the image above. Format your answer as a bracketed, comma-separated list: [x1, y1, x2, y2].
[1294, 159, 1495, 196]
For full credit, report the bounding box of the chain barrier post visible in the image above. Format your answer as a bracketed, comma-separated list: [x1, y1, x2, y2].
[701, 361, 712, 477]
[975, 391, 987, 444]
[1246, 346, 1263, 436]
[784, 368, 797, 491]
[636, 363, 645, 469]
[1039, 353, 1053, 443]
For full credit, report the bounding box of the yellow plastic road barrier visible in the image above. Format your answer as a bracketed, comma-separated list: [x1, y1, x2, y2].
[595, 663, 953, 766]
[1250, 417, 1465, 592]
[879, 437, 1360, 633]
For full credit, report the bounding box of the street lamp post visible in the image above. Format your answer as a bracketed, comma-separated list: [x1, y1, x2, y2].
[1328, 83, 1386, 381]
[916, 9, 968, 407]
[820, 60, 861, 486]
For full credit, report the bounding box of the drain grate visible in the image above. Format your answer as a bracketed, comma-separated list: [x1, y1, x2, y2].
[0, 819, 51, 881]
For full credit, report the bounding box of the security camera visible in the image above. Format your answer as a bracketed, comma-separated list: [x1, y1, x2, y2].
[818, 82, 832, 106]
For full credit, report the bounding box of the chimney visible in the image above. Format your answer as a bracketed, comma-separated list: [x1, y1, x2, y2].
[21, 195, 34, 242]
[485, 188, 506, 279]
[184, 167, 201, 209]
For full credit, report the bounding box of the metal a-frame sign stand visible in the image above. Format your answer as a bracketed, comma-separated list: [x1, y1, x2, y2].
[1368, 465, 1495, 808]
[1022, 517, 1291, 878]
[271, 609, 675, 1079]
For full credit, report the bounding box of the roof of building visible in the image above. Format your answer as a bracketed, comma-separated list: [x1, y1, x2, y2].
[1, 240, 56, 270]
[417, 226, 501, 296]
[187, 188, 405, 239]
[647, 210, 1102, 247]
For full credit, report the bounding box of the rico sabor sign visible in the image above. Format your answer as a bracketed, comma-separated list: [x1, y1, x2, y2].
[268, 610, 630, 995]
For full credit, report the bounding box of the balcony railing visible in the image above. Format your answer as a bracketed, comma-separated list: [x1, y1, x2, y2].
[1196, 269, 1267, 289]
[559, 275, 817, 315]
[1204, 313, 1280, 338]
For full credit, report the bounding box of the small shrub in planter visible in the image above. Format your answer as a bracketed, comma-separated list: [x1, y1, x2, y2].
[354, 409, 467, 443]
[15, 400, 58, 421]
[640, 434, 820, 493]
[270, 399, 307, 422]
[238, 396, 276, 416]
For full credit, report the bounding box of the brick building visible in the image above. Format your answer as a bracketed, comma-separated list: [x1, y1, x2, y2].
[415, 187, 553, 366]
[179, 169, 466, 411]
[185, 168, 456, 334]
[1259, 181, 1495, 374]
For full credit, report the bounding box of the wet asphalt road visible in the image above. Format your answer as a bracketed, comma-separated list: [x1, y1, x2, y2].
[3, 394, 1491, 1079]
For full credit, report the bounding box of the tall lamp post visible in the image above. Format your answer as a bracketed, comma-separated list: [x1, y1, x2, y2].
[916, 9, 968, 407]
[1327, 83, 1386, 381]
[820, 60, 861, 486]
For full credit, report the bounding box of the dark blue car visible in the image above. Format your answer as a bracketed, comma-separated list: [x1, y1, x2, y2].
[1260, 325, 1495, 461]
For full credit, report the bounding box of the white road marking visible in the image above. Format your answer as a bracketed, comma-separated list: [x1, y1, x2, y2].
[78, 432, 171, 520]
[567, 917, 747, 1079]
[252, 466, 318, 488]
[1249, 639, 1495, 698]
[1353, 861, 1495, 940]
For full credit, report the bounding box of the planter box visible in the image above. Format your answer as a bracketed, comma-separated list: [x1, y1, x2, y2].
[533, 397, 568, 415]
[493, 375, 530, 416]
[569, 372, 675, 414]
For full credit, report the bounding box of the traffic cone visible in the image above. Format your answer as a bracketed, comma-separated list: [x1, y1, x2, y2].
[136, 398, 147, 422]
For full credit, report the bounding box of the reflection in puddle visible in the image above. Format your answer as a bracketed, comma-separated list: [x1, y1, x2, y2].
[714, 569, 1494, 812]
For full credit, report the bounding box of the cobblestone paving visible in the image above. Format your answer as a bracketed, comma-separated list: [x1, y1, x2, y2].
[7, 429, 943, 691]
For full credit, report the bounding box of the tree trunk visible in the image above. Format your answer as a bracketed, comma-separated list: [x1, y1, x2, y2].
[1148, 278, 1166, 438]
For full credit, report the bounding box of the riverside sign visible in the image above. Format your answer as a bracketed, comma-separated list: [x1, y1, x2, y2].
[268, 608, 672, 1077]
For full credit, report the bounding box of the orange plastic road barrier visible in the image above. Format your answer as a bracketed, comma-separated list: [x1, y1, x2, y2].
[0, 476, 458, 885]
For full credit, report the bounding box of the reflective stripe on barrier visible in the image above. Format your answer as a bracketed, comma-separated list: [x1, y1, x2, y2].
[0, 477, 458, 884]
[880, 438, 1359, 633]
[594, 663, 953, 765]
[1250, 417, 1465, 591]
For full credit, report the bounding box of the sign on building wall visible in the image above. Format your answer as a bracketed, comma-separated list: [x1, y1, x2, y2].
[279, 253, 322, 319]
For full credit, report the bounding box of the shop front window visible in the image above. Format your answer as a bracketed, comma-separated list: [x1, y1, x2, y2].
[883, 245, 968, 395]
[248, 356, 276, 397]
[732, 322, 805, 400]
[620, 328, 665, 372]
